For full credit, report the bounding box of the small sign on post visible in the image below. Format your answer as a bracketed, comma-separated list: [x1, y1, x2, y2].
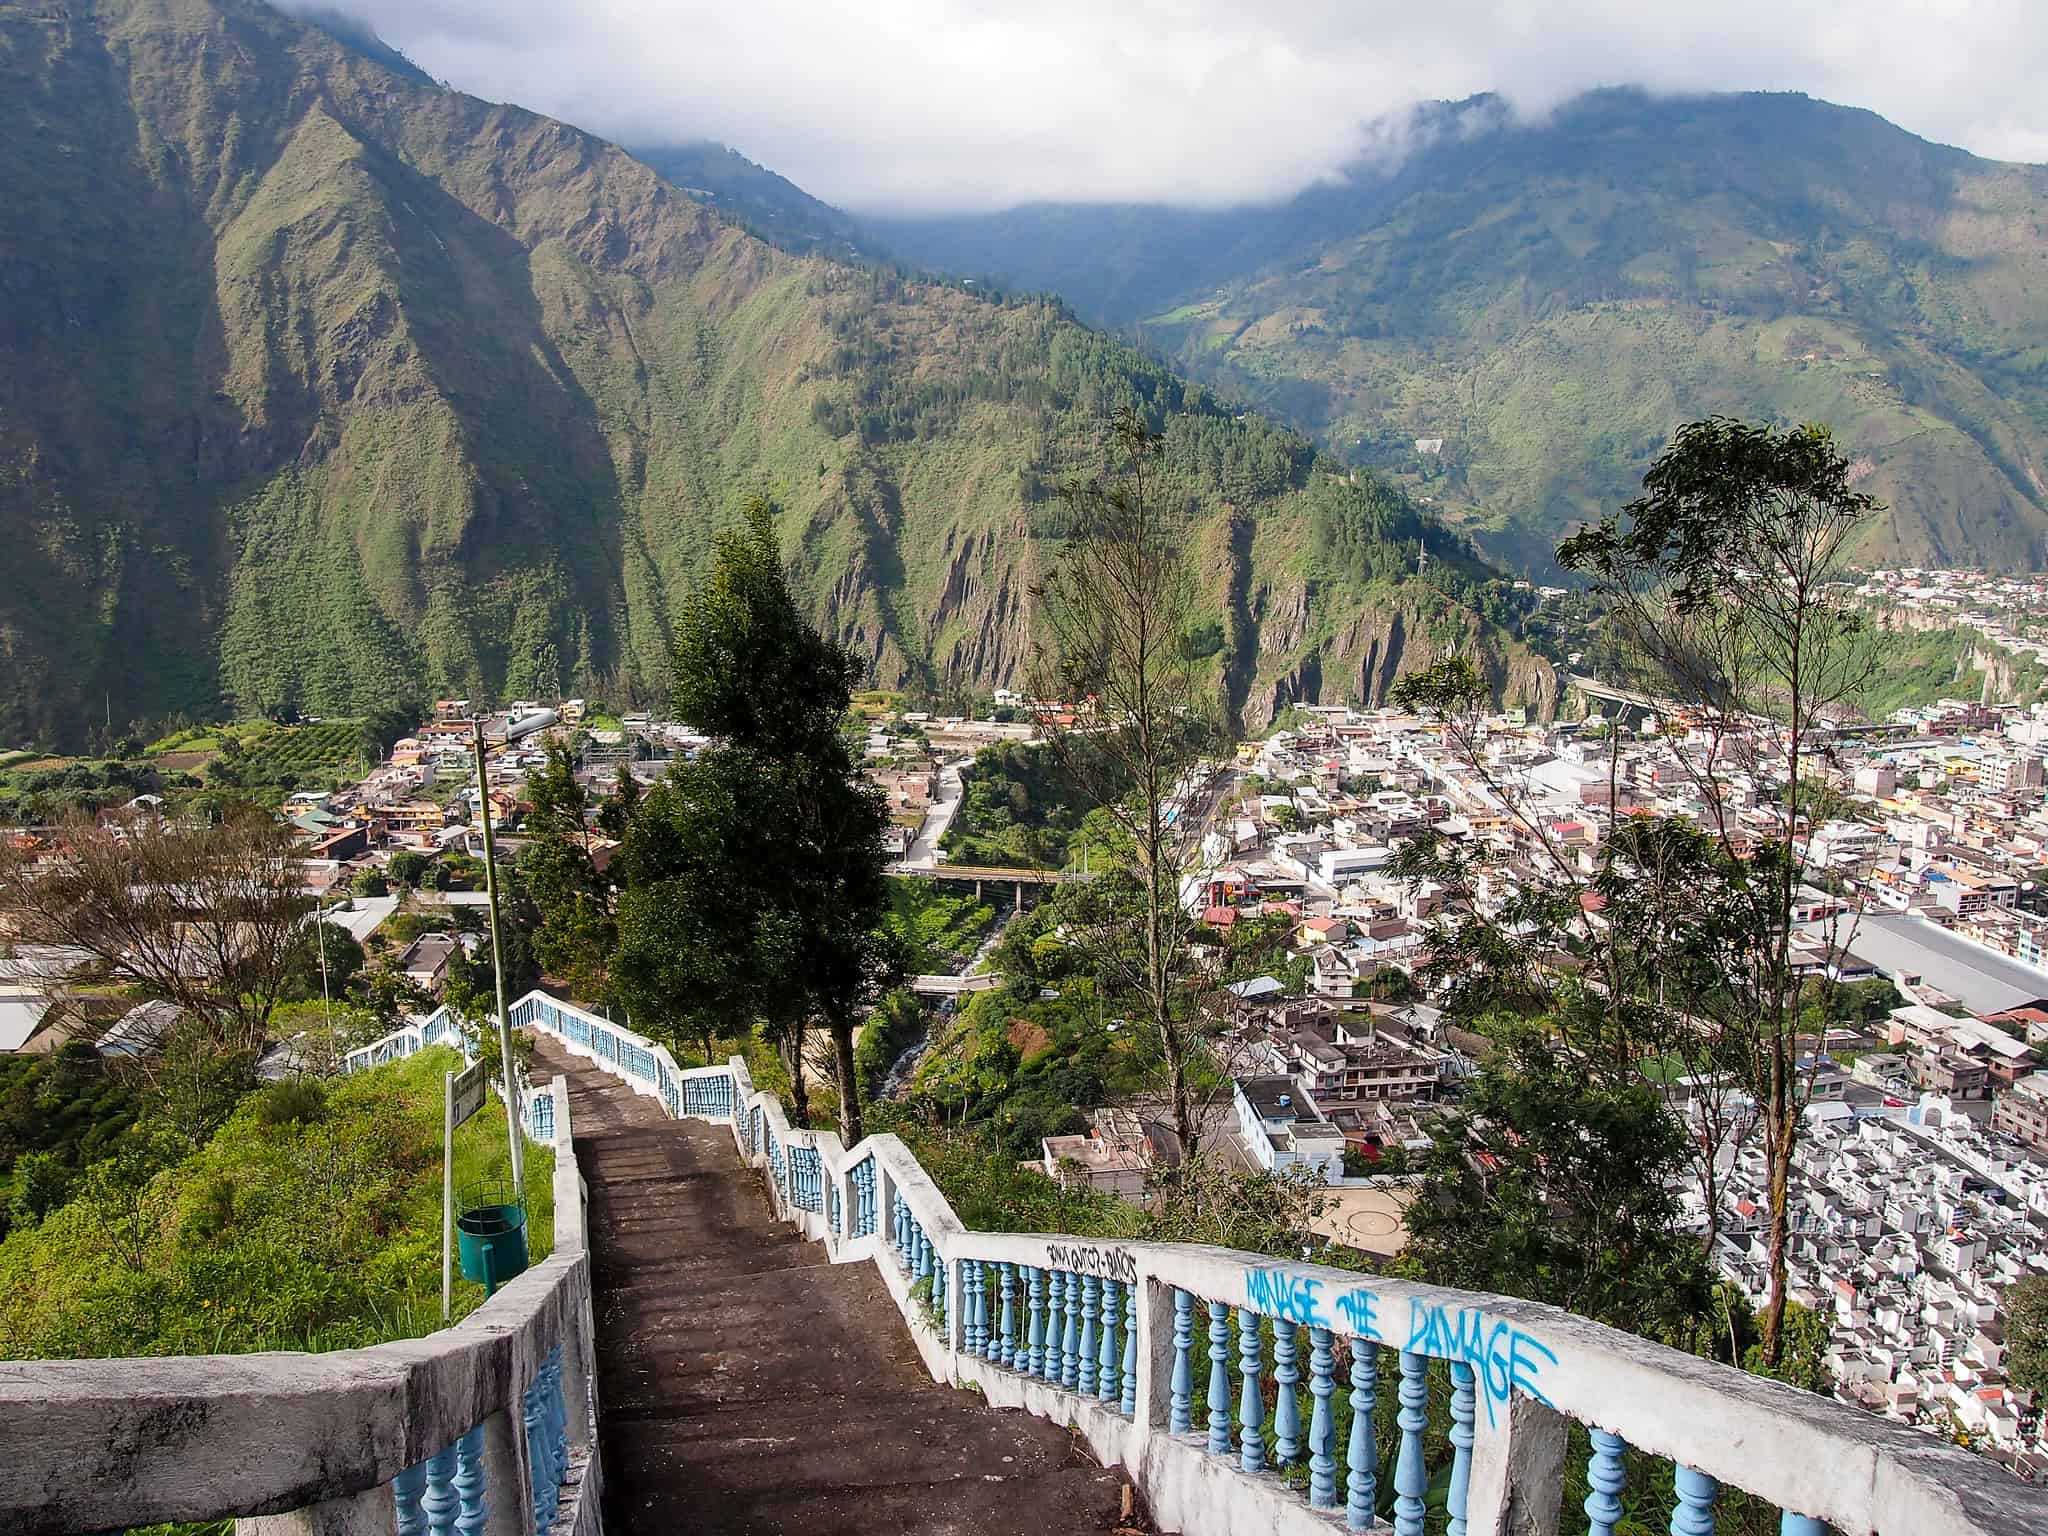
[443, 1059, 489, 1322]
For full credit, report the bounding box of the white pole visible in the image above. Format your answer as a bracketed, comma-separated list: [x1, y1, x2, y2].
[313, 890, 335, 1039]
[442, 1068, 455, 1324]
[473, 719, 526, 1207]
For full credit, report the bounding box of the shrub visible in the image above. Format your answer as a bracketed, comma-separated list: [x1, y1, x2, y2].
[257, 1077, 328, 1128]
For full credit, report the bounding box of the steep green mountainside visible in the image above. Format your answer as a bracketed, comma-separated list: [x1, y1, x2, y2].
[869, 91, 2048, 574]
[0, 0, 1542, 746]
[631, 141, 869, 259]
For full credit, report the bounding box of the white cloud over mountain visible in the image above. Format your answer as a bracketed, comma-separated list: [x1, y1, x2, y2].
[290, 0, 2048, 212]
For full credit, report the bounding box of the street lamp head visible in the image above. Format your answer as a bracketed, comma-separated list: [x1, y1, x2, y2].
[505, 709, 558, 743]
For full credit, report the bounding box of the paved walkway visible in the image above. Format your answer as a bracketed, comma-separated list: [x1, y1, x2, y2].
[535, 1037, 1144, 1536]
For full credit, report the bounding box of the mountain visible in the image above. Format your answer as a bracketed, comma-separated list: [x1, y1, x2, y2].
[869, 91, 2048, 574]
[0, 0, 1544, 747]
[630, 142, 868, 259]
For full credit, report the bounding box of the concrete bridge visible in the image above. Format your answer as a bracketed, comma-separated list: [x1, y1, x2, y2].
[6, 991, 2046, 1536]
[1563, 673, 1692, 722]
[887, 860, 1089, 910]
[909, 972, 1005, 998]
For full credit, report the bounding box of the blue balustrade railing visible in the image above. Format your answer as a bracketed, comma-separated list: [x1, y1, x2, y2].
[789, 1144, 823, 1214]
[522, 1343, 570, 1531]
[683, 1072, 735, 1118]
[850, 1157, 877, 1237]
[525, 1084, 555, 1143]
[498, 987, 2046, 1536]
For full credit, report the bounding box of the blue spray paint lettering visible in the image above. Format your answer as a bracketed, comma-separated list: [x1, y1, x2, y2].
[1245, 1267, 1324, 1325]
[1333, 1287, 1382, 1342]
[1403, 1299, 1558, 1427]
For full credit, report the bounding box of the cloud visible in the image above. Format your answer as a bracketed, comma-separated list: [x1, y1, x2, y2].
[286, 0, 2048, 212]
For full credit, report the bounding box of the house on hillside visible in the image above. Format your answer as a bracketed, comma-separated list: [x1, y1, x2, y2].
[397, 934, 462, 995]
[1232, 1075, 1345, 1182]
[1039, 1108, 1161, 1203]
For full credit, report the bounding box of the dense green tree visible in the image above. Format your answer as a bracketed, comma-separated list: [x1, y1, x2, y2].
[352, 866, 390, 898]
[386, 850, 429, 889]
[279, 920, 367, 1004]
[2009, 1275, 2048, 1398]
[594, 766, 641, 840]
[614, 501, 893, 1140]
[6, 1151, 73, 1232]
[518, 742, 614, 1003]
[1404, 1036, 1713, 1341]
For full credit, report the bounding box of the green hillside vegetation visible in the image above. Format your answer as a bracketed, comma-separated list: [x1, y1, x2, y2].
[631, 141, 869, 259]
[0, 0, 1540, 748]
[0, 1047, 552, 1359]
[1855, 626, 2048, 717]
[0, 1044, 141, 1233]
[872, 90, 2048, 574]
[942, 741, 1105, 870]
[883, 878, 996, 973]
[0, 716, 374, 822]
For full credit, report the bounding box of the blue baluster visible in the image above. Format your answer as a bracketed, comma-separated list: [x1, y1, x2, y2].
[1097, 1279, 1120, 1403]
[1308, 1326, 1337, 1509]
[933, 1252, 948, 1336]
[1028, 1267, 1048, 1377]
[915, 1223, 931, 1283]
[1073, 1277, 1089, 1392]
[1121, 1283, 1138, 1417]
[1780, 1516, 1826, 1536]
[1346, 1342, 1378, 1532]
[421, 1443, 457, 1536]
[999, 1263, 1017, 1367]
[1040, 1277, 1056, 1384]
[1584, 1428, 1626, 1536]
[534, 1361, 562, 1528]
[1170, 1290, 1195, 1434]
[1447, 1360, 1475, 1536]
[453, 1424, 487, 1536]
[1392, 1350, 1427, 1536]
[973, 1262, 990, 1357]
[1672, 1466, 1718, 1536]
[1078, 1275, 1100, 1396]
[981, 1264, 997, 1360]
[547, 1349, 569, 1501]
[523, 1373, 554, 1531]
[961, 1260, 980, 1354]
[1206, 1300, 1232, 1455]
[393, 1461, 428, 1536]
[1273, 1320, 1301, 1465]
[1237, 1308, 1265, 1474]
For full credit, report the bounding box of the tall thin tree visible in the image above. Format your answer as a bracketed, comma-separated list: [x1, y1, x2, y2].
[1031, 408, 1226, 1166]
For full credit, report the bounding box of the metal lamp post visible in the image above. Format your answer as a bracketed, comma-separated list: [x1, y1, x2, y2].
[471, 709, 555, 1207]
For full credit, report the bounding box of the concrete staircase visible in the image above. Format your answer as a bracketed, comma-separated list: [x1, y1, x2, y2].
[543, 1036, 1144, 1535]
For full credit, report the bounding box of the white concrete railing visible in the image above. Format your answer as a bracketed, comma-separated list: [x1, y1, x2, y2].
[521, 988, 2048, 1536]
[0, 1070, 599, 1536]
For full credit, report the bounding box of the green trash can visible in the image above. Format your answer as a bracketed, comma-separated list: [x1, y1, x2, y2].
[456, 1202, 530, 1297]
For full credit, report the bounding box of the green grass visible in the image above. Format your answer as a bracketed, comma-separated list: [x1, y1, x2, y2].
[0, 1048, 553, 1359]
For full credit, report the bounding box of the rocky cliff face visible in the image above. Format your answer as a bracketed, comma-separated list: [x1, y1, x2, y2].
[1231, 572, 1557, 732]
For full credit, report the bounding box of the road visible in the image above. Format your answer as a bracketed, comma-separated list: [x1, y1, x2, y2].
[903, 759, 965, 868]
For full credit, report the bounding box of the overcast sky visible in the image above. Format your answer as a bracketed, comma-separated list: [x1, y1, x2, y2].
[293, 1, 2048, 213]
